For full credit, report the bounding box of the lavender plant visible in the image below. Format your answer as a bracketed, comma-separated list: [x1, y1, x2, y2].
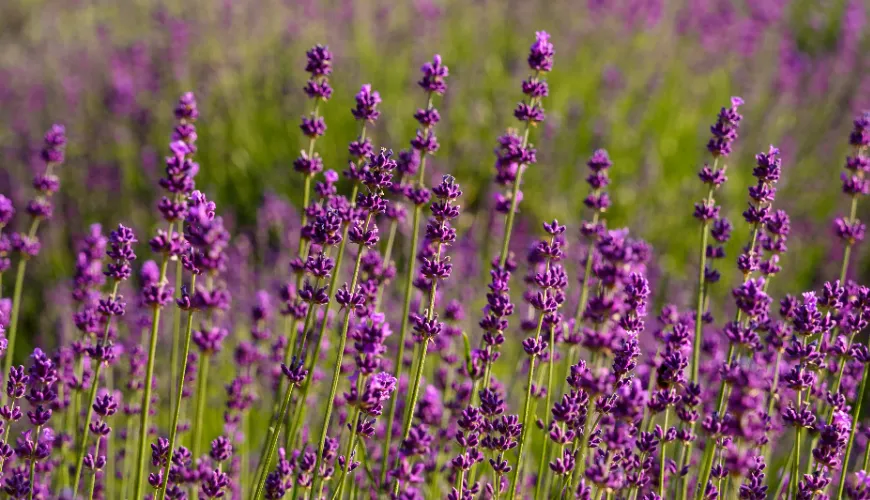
[0, 29, 868, 500]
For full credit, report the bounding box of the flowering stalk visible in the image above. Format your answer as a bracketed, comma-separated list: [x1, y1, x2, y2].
[689, 96, 743, 384]
[3, 125, 66, 383]
[831, 112, 870, 498]
[311, 148, 396, 496]
[134, 92, 200, 498]
[72, 224, 136, 495]
[509, 220, 565, 497]
[477, 32, 553, 398]
[381, 54, 448, 484]
[252, 206, 344, 493]
[391, 175, 461, 496]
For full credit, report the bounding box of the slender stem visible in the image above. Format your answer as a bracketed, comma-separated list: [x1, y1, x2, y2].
[133, 252, 172, 499]
[156, 273, 197, 500]
[3, 258, 28, 382]
[28, 425, 41, 500]
[573, 211, 600, 326]
[659, 407, 670, 498]
[534, 324, 557, 500]
[312, 226, 370, 496]
[788, 390, 804, 498]
[690, 219, 711, 383]
[837, 361, 869, 498]
[72, 362, 104, 496]
[251, 384, 296, 500]
[169, 260, 183, 429]
[72, 279, 120, 496]
[392, 339, 431, 497]
[333, 411, 361, 500]
[508, 347, 540, 498]
[191, 352, 211, 460]
[87, 435, 103, 500]
[285, 192, 355, 449]
[380, 203, 422, 484]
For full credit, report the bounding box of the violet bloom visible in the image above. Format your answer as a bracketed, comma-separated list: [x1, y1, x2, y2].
[4, 124, 67, 385]
[834, 111, 870, 276]
[689, 97, 744, 384]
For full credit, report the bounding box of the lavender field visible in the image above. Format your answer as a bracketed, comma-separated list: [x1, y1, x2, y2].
[0, 0, 869, 498]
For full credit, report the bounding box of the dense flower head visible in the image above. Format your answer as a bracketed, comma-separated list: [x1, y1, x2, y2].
[418, 54, 449, 95]
[305, 44, 332, 77]
[707, 96, 744, 157]
[527, 31, 555, 72]
[352, 84, 381, 123]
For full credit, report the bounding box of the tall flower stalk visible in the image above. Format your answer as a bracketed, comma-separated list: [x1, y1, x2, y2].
[831, 111, 870, 498]
[476, 32, 553, 400]
[4, 124, 66, 382]
[689, 96, 743, 384]
[381, 54, 448, 484]
[509, 220, 567, 497]
[311, 148, 396, 496]
[71, 224, 136, 495]
[390, 175, 461, 496]
[133, 92, 200, 498]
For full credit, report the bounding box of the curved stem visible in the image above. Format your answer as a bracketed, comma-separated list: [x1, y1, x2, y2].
[508, 347, 540, 498]
[837, 361, 869, 498]
[392, 338, 431, 497]
[534, 324, 557, 500]
[156, 275, 197, 500]
[3, 258, 28, 383]
[251, 384, 296, 500]
[133, 253, 172, 499]
[191, 352, 211, 460]
[87, 435, 103, 500]
[312, 229, 370, 496]
[380, 205, 423, 485]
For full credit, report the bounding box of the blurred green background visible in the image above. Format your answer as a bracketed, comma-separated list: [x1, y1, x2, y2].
[1, 0, 868, 322]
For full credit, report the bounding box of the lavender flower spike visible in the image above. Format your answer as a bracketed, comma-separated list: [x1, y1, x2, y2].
[4, 124, 67, 383]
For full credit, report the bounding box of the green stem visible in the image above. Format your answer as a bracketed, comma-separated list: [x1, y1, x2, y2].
[72, 362, 104, 496]
[534, 324, 557, 500]
[837, 361, 869, 498]
[28, 425, 41, 500]
[789, 390, 804, 498]
[156, 273, 197, 500]
[72, 280, 121, 495]
[659, 407, 670, 498]
[191, 352, 211, 460]
[332, 411, 361, 500]
[392, 339, 431, 497]
[169, 260, 183, 429]
[251, 384, 296, 500]
[3, 258, 28, 383]
[508, 349, 539, 499]
[380, 203, 423, 484]
[133, 253, 172, 499]
[312, 225, 370, 497]
[87, 435, 103, 500]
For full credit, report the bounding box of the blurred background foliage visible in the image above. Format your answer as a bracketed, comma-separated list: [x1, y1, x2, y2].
[1, 0, 868, 340]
